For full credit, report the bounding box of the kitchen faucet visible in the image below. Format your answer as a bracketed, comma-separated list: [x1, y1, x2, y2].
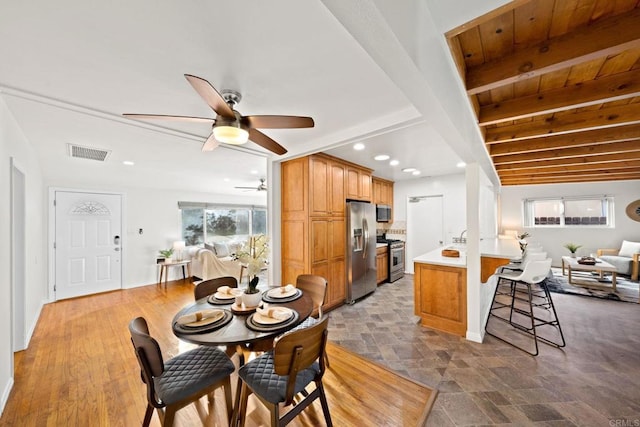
[453, 230, 467, 244]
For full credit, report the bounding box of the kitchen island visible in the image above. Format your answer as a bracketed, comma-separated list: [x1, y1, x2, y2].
[413, 239, 520, 336]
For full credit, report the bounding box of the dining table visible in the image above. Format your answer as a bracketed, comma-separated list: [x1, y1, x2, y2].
[171, 285, 313, 426]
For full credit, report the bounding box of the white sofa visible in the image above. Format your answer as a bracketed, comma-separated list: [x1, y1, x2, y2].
[597, 240, 640, 282]
[183, 246, 243, 282]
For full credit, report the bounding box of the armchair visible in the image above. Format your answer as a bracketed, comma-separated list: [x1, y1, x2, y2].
[597, 240, 640, 281]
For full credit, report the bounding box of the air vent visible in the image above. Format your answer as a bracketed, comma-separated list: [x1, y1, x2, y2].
[67, 144, 111, 161]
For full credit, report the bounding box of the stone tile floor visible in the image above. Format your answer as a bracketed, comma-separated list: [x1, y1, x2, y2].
[326, 274, 640, 426]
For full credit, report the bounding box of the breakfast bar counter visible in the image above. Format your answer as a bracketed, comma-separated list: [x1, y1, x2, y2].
[413, 239, 520, 336]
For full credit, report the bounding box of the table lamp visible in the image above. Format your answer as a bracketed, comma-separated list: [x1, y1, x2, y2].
[173, 240, 186, 261]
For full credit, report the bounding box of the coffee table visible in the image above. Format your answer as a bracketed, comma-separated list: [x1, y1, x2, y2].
[561, 256, 618, 292]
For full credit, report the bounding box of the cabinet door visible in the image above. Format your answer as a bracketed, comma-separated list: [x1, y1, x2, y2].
[309, 156, 329, 216]
[346, 167, 359, 199]
[329, 161, 345, 215]
[381, 252, 389, 282]
[360, 171, 371, 201]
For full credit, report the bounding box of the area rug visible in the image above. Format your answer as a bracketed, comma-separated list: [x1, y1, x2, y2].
[544, 267, 639, 303]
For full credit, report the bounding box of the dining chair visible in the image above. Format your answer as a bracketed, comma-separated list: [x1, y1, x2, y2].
[485, 258, 565, 356]
[237, 316, 333, 427]
[194, 276, 238, 300]
[128, 317, 235, 426]
[293, 274, 330, 367]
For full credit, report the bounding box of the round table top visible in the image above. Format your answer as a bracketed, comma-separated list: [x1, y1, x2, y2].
[172, 288, 313, 347]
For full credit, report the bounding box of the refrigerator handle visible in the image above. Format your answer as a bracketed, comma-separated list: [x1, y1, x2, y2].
[362, 217, 368, 259]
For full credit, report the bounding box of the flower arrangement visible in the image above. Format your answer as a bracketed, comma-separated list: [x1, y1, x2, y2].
[517, 231, 530, 255]
[233, 234, 269, 294]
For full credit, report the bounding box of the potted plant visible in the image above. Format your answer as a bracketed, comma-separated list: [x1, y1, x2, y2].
[158, 248, 174, 263]
[233, 234, 269, 307]
[564, 243, 582, 257]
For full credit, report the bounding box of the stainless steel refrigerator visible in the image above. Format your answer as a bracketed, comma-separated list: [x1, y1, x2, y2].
[346, 201, 377, 303]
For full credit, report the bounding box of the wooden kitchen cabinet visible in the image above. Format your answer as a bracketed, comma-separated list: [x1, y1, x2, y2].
[481, 256, 511, 283]
[282, 154, 370, 310]
[346, 166, 372, 201]
[372, 177, 394, 221]
[376, 245, 389, 284]
[414, 261, 467, 336]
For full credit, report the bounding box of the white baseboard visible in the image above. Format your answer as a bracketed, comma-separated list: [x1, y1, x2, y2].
[0, 376, 14, 418]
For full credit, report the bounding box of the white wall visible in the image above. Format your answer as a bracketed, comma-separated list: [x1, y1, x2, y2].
[393, 172, 466, 246]
[500, 181, 640, 267]
[0, 97, 47, 415]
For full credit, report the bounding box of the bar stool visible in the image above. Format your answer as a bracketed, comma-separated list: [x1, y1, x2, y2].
[485, 258, 566, 356]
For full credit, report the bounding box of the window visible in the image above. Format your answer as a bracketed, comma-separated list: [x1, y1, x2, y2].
[178, 202, 267, 246]
[523, 196, 613, 228]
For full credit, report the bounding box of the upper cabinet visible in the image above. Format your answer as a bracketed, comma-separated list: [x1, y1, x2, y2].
[310, 156, 346, 216]
[346, 166, 372, 202]
[372, 176, 394, 205]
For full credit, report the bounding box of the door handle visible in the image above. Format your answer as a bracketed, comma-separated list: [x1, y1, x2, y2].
[114, 247, 120, 252]
[114, 235, 120, 245]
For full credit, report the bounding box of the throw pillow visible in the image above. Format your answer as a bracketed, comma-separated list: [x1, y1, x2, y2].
[204, 242, 216, 254]
[214, 242, 229, 258]
[618, 240, 640, 258]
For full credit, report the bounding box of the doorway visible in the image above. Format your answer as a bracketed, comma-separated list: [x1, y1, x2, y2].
[53, 190, 123, 300]
[406, 195, 444, 274]
[11, 158, 26, 356]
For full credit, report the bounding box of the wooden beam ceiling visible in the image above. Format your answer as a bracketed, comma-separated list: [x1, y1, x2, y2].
[446, 0, 640, 186]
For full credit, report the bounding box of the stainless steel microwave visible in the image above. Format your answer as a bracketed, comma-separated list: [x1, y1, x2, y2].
[376, 205, 391, 222]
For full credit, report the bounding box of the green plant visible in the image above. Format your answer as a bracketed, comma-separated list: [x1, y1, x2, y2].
[158, 248, 174, 258]
[564, 243, 582, 254]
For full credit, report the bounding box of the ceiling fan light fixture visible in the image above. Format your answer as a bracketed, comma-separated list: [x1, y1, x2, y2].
[213, 124, 249, 145]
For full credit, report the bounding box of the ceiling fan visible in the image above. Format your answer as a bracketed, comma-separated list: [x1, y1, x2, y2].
[123, 74, 314, 155]
[235, 178, 267, 192]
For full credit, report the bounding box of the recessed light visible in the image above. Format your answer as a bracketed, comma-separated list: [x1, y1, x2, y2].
[223, 178, 230, 182]
[389, 159, 399, 166]
[353, 143, 365, 151]
[122, 160, 135, 166]
[402, 167, 416, 173]
[412, 170, 421, 176]
[374, 154, 390, 161]
[250, 170, 258, 174]
[457, 162, 466, 168]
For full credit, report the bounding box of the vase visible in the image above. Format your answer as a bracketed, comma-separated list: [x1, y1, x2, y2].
[242, 291, 262, 308]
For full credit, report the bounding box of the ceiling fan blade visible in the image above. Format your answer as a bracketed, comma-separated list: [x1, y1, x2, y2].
[123, 113, 214, 124]
[201, 133, 220, 152]
[184, 74, 235, 119]
[245, 115, 315, 129]
[248, 129, 287, 155]
[234, 186, 258, 190]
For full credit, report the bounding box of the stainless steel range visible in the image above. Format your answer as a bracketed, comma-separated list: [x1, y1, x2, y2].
[377, 238, 405, 282]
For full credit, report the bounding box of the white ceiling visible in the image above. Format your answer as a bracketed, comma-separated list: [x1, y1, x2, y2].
[0, 0, 505, 196]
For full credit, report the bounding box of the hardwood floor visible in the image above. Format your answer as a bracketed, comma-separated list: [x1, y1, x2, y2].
[0, 279, 436, 426]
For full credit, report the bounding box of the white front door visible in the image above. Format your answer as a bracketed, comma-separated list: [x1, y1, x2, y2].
[406, 195, 444, 274]
[55, 191, 122, 300]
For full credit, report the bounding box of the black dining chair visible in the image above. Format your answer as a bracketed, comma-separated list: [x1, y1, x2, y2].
[236, 316, 332, 427]
[193, 276, 238, 300]
[128, 317, 235, 426]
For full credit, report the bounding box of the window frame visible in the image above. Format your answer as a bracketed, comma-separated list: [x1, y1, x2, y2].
[522, 195, 614, 228]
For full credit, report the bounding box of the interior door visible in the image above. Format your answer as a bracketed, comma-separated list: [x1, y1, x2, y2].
[406, 195, 444, 274]
[54, 191, 122, 300]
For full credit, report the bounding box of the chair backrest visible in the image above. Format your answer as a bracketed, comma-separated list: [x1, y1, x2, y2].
[273, 316, 329, 403]
[194, 276, 238, 300]
[295, 274, 327, 318]
[518, 258, 552, 285]
[129, 317, 164, 407]
[522, 251, 547, 265]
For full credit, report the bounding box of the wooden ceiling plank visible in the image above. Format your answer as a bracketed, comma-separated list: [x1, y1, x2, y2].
[457, 26, 485, 69]
[498, 161, 640, 177]
[479, 68, 640, 125]
[501, 173, 640, 185]
[494, 151, 640, 170]
[513, 0, 554, 46]
[565, 57, 606, 85]
[597, 48, 640, 77]
[479, 11, 515, 62]
[465, 7, 640, 95]
[484, 102, 640, 143]
[489, 124, 640, 155]
[491, 140, 640, 164]
[548, 0, 595, 37]
[445, 0, 531, 38]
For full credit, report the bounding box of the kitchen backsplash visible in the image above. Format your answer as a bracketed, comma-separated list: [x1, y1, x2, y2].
[378, 221, 406, 240]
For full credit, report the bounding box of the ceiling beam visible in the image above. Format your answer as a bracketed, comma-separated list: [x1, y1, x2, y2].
[484, 102, 640, 143]
[497, 160, 640, 177]
[491, 140, 640, 164]
[494, 151, 640, 170]
[478, 68, 640, 125]
[501, 173, 640, 185]
[489, 124, 640, 156]
[465, 8, 640, 95]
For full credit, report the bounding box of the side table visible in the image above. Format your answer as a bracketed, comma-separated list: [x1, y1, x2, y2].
[157, 260, 192, 288]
